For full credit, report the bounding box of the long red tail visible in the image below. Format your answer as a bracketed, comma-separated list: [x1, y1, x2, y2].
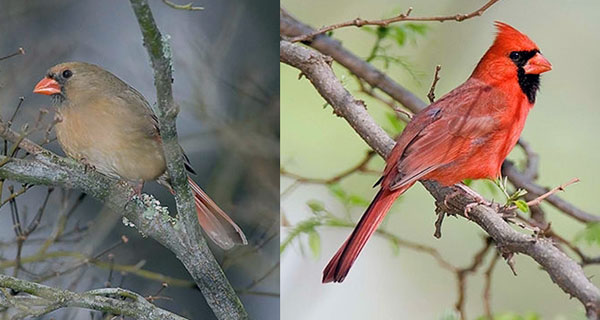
[322, 186, 408, 283]
[188, 177, 247, 250]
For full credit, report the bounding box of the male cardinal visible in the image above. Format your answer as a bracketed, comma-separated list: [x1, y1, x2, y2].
[323, 22, 552, 283]
[33, 62, 247, 250]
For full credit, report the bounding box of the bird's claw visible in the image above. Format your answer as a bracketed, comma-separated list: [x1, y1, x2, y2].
[125, 181, 144, 202]
[79, 157, 95, 173]
[443, 190, 461, 208]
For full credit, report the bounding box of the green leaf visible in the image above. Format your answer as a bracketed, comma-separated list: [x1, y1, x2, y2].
[405, 23, 428, 35]
[475, 312, 540, 320]
[328, 183, 347, 201]
[512, 188, 528, 200]
[575, 222, 600, 246]
[438, 310, 460, 320]
[307, 200, 325, 213]
[513, 199, 529, 213]
[348, 194, 370, 207]
[376, 26, 389, 39]
[389, 238, 400, 255]
[280, 217, 322, 254]
[362, 26, 377, 35]
[308, 230, 321, 258]
[392, 26, 406, 46]
[462, 179, 472, 186]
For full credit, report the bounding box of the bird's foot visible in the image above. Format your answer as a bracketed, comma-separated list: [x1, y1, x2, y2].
[454, 183, 496, 218]
[443, 190, 461, 208]
[79, 157, 95, 173]
[127, 181, 144, 202]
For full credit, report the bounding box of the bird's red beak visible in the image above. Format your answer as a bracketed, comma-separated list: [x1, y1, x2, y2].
[33, 77, 61, 95]
[523, 52, 552, 75]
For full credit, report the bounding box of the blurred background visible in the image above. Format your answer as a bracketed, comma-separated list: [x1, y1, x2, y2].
[0, 0, 278, 319]
[281, 0, 600, 319]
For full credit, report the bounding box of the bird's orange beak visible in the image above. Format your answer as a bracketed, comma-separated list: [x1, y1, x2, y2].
[523, 52, 552, 75]
[33, 77, 61, 95]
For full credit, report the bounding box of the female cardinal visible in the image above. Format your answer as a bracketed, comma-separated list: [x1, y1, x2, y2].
[323, 22, 552, 283]
[33, 62, 247, 250]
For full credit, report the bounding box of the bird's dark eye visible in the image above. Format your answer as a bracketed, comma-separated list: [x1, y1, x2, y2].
[509, 52, 520, 61]
[62, 69, 73, 78]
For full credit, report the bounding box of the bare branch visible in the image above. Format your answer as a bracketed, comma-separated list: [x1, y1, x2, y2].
[524, 178, 579, 208]
[287, 0, 501, 43]
[161, 0, 203, 11]
[427, 65, 441, 103]
[129, 1, 247, 319]
[0, 47, 25, 61]
[503, 161, 600, 222]
[0, 274, 185, 319]
[281, 150, 377, 184]
[281, 9, 426, 113]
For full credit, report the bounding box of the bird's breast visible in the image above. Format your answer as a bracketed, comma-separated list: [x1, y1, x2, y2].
[55, 105, 166, 182]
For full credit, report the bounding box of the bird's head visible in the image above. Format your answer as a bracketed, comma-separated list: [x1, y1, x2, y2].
[33, 61, 122, 103]
[473, 22, 552, 103]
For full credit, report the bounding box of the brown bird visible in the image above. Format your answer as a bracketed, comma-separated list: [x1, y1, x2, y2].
[33, 61, 247, 249]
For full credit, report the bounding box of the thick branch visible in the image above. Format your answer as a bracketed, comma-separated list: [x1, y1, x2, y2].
[129, 1, 247, 319]
[281, 40, 600, 317]
[0, 274, 185, 319]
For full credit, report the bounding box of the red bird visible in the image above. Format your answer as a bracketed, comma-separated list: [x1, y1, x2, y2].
[323, 22, 552, 283]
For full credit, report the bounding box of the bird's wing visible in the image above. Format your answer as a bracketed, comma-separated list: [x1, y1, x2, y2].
[382, 79, 506, 190]
[117, 85, 161, 138]
[117, 85, 197, 175]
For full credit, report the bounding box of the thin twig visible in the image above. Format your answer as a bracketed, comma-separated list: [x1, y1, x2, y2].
[161, 0, 203, 11]
[357, 79, 413, 120]
[427, 65, 441, 103]
[483, 253, 500, 319]
[281, 150, 377, 184]
[0, 47, 25, 61]
[506, 177, 580, 210]
[7, 97, 25, 128]
[455, 238, 492, 319]
[287, 0, 501, 42]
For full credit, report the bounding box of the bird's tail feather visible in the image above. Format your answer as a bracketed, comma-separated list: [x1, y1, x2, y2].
[188, 177, 247, 250]
[322, 186, 407, 283]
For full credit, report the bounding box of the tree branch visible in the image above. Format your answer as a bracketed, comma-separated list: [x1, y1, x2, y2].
[286, 0, 501, 43]
[129, 1, 247, 319]
[161, 0, 203, 11]
[281, 9, 426, 113]
[280, 40, 600, 317]
[0, 274, 185, 319]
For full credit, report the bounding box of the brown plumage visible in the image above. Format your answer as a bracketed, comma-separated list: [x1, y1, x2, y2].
[33, 61, 247, 249]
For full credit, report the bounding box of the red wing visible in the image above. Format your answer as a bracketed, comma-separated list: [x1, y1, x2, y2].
[381, 79, 505, 190]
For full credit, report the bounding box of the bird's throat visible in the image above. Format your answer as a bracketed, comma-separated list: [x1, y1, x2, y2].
[516, 69, 540, 104]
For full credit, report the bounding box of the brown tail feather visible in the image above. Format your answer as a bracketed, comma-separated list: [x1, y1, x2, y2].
[188, 177, 247, 250]
[322, 186, 407, 283]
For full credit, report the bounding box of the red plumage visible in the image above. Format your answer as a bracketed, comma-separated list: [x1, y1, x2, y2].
[323, 22, 552, 283]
